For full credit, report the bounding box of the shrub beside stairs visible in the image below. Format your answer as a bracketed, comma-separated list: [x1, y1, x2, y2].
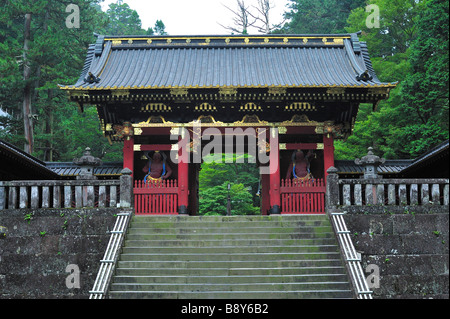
[108, 215, 354, 299]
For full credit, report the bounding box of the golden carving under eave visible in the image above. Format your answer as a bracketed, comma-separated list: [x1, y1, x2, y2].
[368, 87, 389, 95]
[195, 103, 216, 112]
[136, 116, 174, 127]
[268, 87, 287, 95]
[278, 127, 287, 134]
[326, 87, 346, 95]
[111, 89, 130, 98]
[113, 122, 133, 139]
[323, 120, 345, 138]
[170, 88, 188, 96]
[219, 87, 237, 95]
[280, 114, 318, 126]
[69, 90, 89, 98]
[239, 102, 261, 112]
[234, 114, 268, 126]
[141, 103, 171, 112]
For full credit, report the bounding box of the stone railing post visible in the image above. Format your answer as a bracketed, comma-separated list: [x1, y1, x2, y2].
[120, 168, 133, 208]
[326, 166, 339, 212]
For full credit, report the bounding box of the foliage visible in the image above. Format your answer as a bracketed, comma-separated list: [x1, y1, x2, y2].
[0, 0, 165, 161]
[198, 154, 260, 215]
[334, 0, 449, 159]
[280, 0, 366, 34]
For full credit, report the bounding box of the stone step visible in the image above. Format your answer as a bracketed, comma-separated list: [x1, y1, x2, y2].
[108, 289, 353, 299]
[129, 219, 331, 229]
[122, 237, 338, 247]
[131, 215, 328, 223]
[126, 225, 333, 235]
[118, 251, 342, 262]
[112, 273, 350, 284]
[110, 281, 352, 292]
[114, 265, 348, 276]
[116, 259, 345, 269]
[124, 231, 336, 241]
[121, 245, 340, 254]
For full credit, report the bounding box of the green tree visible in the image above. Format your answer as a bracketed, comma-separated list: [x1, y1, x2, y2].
[198, 153, 260, 215]
[199, 181, 259, 216]
[280, 0, 366, 34]
[0, 0, 109, 157]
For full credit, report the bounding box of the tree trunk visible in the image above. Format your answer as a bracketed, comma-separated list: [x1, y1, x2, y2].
[22, 13, 34, 154]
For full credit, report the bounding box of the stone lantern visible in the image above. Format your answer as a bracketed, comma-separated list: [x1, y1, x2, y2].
[355, 147, 385, 179]
[73, 147, 102, 180]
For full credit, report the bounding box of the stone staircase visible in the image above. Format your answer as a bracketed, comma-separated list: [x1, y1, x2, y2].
[108, 215, 354, 299]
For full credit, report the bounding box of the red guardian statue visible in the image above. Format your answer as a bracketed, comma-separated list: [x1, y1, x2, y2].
[286, 150, 315, 181]
[142, 151, 172, 183]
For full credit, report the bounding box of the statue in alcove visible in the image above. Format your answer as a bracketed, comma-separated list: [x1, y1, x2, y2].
[142, 151, 173, 183]
[285, 150, 315, 181]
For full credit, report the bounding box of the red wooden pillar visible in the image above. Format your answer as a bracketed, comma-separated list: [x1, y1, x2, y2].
[261, 172, 270, 215]
[178, 132, 189, 215]
[323, 134, 335, 180]
[123, 137, 134, 177]
[269, 128, 281, 214]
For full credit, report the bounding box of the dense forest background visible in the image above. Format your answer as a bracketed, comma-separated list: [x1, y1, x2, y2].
[0, 0, 448, 215]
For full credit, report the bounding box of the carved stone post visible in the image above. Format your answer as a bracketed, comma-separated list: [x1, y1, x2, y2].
[326, 166, 339, 212]
[120, 168, 133, 208]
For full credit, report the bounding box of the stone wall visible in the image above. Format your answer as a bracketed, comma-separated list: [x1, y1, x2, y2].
[0, 208, 120, 299]
[344, 210, 449, 299]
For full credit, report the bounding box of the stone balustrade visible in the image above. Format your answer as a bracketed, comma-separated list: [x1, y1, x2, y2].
[326, 167, 449, 212]
[0, 169, 133, 210]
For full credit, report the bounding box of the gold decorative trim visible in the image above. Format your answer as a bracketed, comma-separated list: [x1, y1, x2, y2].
[60, 83, 398, 92]
[239, 102, 261, 112]
[285, 102, 315, 111]
[170, 88, 188, 95]
[195, 103, 216, 112]
[278, 127, 287, 134]
[279, 143, 287, 150]
[141, 103, 171, 112]
[112, 40, 122, 46]
[268, 87, 287, 95]
[133, 145, 142, 151]
[316, 143, 324, 150]
[219, 87, 237, 95]
[327, 87, 346, 95]
[234, 114, 268, 126]
[136, 115, 174, 127]
[111, 89, 130, 97]
[68, 90, 89, 98]
[280, 114, 318, 126]
[134, 128, 143, 136]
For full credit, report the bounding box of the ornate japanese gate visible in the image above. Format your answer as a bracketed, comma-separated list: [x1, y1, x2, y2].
[61, 34, 394, 215]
